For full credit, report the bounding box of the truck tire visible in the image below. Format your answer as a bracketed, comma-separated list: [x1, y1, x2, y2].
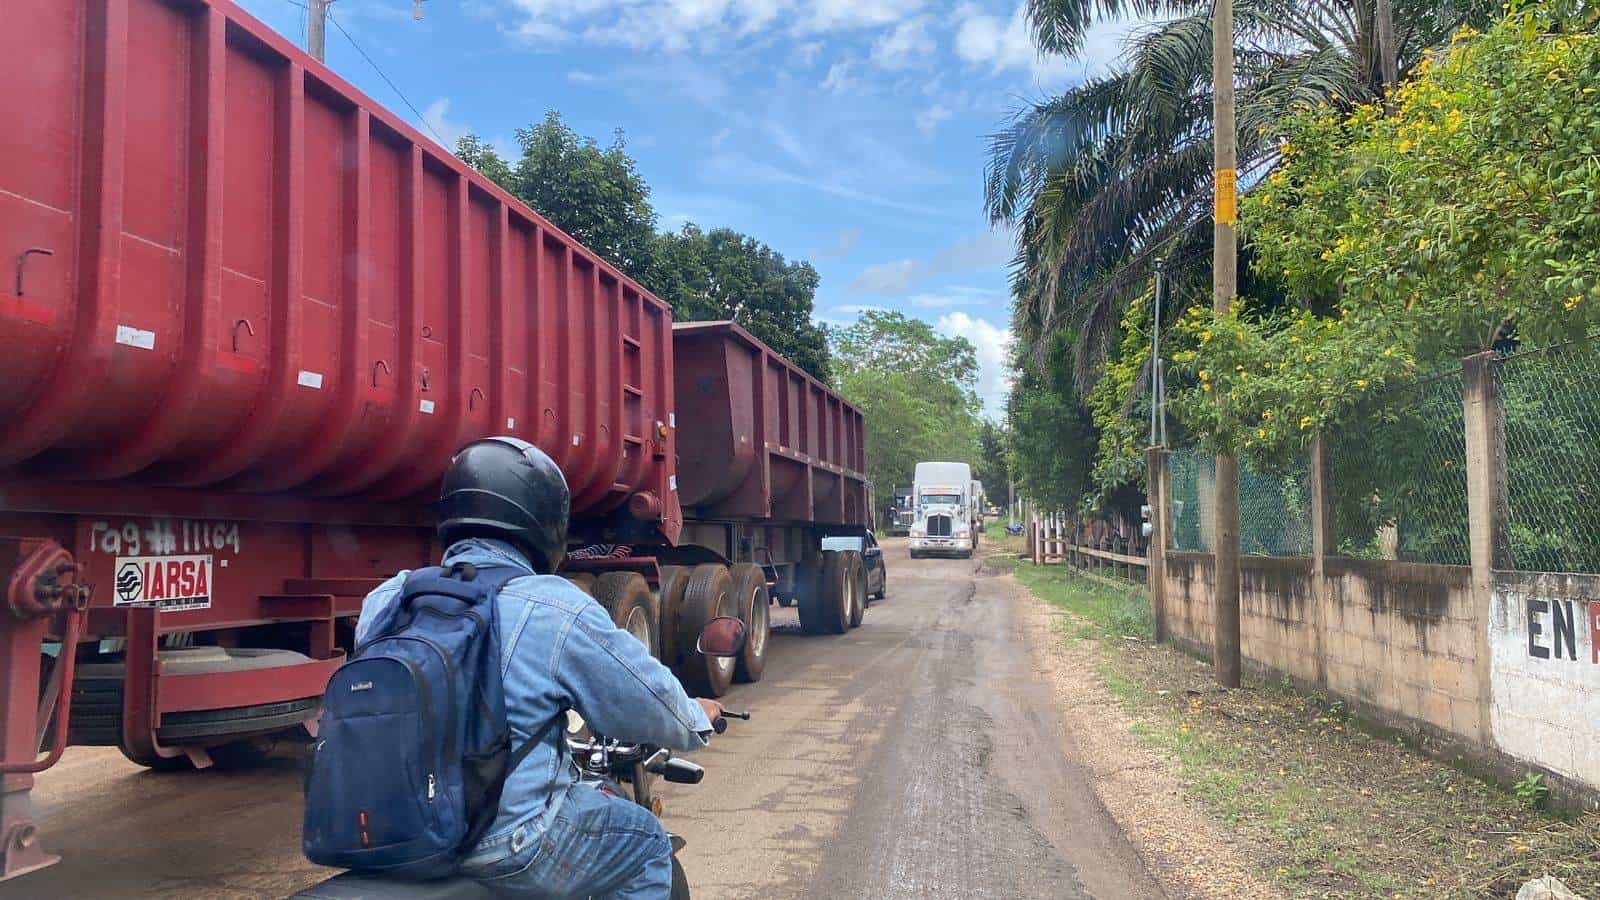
[801, 551, 851, 635]
[677, 564, 737, 698]
[728, 564, 769, 684]
[656, 565, 691, 668]
[594, 572, 660, 659]
[845, 552, 866, 629]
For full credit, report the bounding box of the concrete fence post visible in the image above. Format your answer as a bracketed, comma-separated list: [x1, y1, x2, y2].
[1309, 435, 1332, 687]
[1462, 351, 1506, 743]
[1147, 447, 1169, 643]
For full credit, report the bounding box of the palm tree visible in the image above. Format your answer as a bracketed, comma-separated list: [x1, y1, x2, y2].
[987, 0, 1499, 388]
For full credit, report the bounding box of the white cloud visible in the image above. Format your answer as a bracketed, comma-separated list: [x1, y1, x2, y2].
[849, 228, 1014, 295]
[952, 2, 1137, 86]
[497, 0, 922, 54]
[871, 16, 935, 70]
[848, 259, 917, 293]
[707, 154, 947, 216]
[833, 303, 886, 314]
[421, 98, 467, 149]
[915, 103, 953, 135]
[710, 127, 733, 148]
[937, 312, 1013, 418]
[821, 227, 862, 259]
[929, 228, 1013, 274]
[954, 3, 1072, 83]
[766, 122, 816, 168]
[908, 289, 992, 308]
[793, 41, 825, 67]
[821, 60, 857, 94]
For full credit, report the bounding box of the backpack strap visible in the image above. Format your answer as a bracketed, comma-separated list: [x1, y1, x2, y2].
[509, 710, 566, 772]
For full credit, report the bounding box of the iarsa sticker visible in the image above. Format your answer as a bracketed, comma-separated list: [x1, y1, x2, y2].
[114, 554, 213, 611]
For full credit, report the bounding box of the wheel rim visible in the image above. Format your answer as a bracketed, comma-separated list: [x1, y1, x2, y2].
[624, 606, 653, 656]
[748, 586, 769, 656]
[711, 585, 736, 678]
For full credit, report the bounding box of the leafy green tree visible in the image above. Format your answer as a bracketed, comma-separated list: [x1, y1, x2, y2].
[454, 134, 515, 192]
[455, 114, 833, 379]
[648, 224, 831, 381]
[1173, 7, 1600, 457]
[975, 421, 1011, 506]
[1007, 331, 1100, 513]
[985, 0, 1500, 388]
[457, 111, 658, 276]
[831, 311, 984, 503]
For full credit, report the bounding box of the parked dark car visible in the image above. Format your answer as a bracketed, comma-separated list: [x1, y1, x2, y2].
[822, 532, 887, 603]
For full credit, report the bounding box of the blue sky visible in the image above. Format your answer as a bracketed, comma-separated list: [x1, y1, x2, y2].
[234, 0, 1132, 416]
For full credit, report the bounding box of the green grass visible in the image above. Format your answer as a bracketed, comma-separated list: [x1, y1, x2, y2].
[1012, 562, 1154, 640]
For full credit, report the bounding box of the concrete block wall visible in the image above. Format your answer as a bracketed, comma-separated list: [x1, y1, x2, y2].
[1147, 354, 1600, 801]
[1161, 552, 1482, 739]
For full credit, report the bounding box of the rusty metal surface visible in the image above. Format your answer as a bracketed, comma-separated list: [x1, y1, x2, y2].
[0, 0, 678, 537]
[672, 322, 868, 527]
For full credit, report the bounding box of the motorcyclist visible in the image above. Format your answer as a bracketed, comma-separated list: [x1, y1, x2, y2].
[355, 436, 720, 898]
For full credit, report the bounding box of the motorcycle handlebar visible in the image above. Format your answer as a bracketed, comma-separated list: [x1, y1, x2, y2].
[711, 710, 751, 734]
[660, 757, 704, 785]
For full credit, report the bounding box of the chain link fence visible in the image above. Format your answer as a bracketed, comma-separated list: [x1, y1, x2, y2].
[1157, 341, 1600, 574]
[1327, 368, 1470, 565]
[1240, 455, 1312, 557]
[1499, 339, 1600, 573]
[1166, 448, 1215, 552]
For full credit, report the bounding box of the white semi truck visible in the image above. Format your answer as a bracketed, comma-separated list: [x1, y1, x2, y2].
[910, 461, 976, 559]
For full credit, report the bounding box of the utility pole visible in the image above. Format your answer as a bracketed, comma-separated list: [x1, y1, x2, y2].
[1212, 0, 1242, 688]
[1376, 0, 1399, 107]
[308, 0, 332, 64]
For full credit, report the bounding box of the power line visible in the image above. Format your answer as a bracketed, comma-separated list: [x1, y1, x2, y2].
[270, 0, 449, 149]
[325, 10, 451, 148]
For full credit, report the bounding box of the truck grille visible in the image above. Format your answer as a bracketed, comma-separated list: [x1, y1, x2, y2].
[928, 515, 952, 537]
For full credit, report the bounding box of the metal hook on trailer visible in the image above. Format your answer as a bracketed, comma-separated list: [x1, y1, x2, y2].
[13, 249, 54, 298]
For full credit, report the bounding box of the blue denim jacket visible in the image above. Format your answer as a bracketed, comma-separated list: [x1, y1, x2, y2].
[354, 538, 712, 871]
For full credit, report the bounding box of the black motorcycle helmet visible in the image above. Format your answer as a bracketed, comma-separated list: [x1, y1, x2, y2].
[436, 436, 570, 573]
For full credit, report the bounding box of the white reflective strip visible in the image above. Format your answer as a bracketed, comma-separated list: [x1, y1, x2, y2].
[297, 370, 324, 389]
[572, 434, 581, 446]
[506, 417, 517, 429]
[115, 325, 155, 350]
[669, 475, 677, 491]
[419, 399, 436, 414]
[669, 413, 676, 428]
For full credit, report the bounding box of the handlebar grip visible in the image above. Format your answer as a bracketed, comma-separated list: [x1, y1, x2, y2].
[712, 716, 727, 735]
[662, 758, 704, 785]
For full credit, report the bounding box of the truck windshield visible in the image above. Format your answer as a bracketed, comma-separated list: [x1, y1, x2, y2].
[920, 494, 961, 506]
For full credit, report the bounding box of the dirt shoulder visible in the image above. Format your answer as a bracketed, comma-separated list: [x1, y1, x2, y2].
[987, 538, 1600, 899]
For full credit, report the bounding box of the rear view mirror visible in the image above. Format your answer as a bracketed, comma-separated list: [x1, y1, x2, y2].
[696, 616, 746, 658]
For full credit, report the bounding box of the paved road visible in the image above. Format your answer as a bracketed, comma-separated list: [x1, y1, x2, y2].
[10, 539, 1160, 899]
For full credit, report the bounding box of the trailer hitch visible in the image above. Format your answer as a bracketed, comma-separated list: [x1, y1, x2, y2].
[0, 539, 92, 880]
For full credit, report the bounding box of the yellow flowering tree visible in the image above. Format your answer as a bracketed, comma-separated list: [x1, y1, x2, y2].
[1174, 3, 1600, 458]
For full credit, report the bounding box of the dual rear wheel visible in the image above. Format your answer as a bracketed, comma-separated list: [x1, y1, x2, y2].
[798, 550, 865, 635]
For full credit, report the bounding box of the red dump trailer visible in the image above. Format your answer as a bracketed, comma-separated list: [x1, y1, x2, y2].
[0, 0, 871, 879]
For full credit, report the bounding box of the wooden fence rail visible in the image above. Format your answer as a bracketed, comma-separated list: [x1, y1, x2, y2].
[1028, 514, 1149, 584]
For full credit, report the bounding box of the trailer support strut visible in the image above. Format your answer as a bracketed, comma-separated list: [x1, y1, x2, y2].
[0, 539, 92, 880]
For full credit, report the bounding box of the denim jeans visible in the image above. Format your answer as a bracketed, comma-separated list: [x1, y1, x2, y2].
[477, 782, 673, 899]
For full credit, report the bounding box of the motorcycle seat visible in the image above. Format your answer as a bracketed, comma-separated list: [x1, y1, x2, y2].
[290, 871, 494, 899]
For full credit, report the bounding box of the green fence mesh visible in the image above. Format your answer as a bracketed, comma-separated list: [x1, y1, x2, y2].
[1166, 448, 1215, 552]
[1499, 340, 1600, 573]
[1239, 455, 1312, 557]
[1327, 369, 1470, 565]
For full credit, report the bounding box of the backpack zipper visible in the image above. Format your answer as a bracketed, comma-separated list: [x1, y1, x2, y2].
[428, 773, 436, 801]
